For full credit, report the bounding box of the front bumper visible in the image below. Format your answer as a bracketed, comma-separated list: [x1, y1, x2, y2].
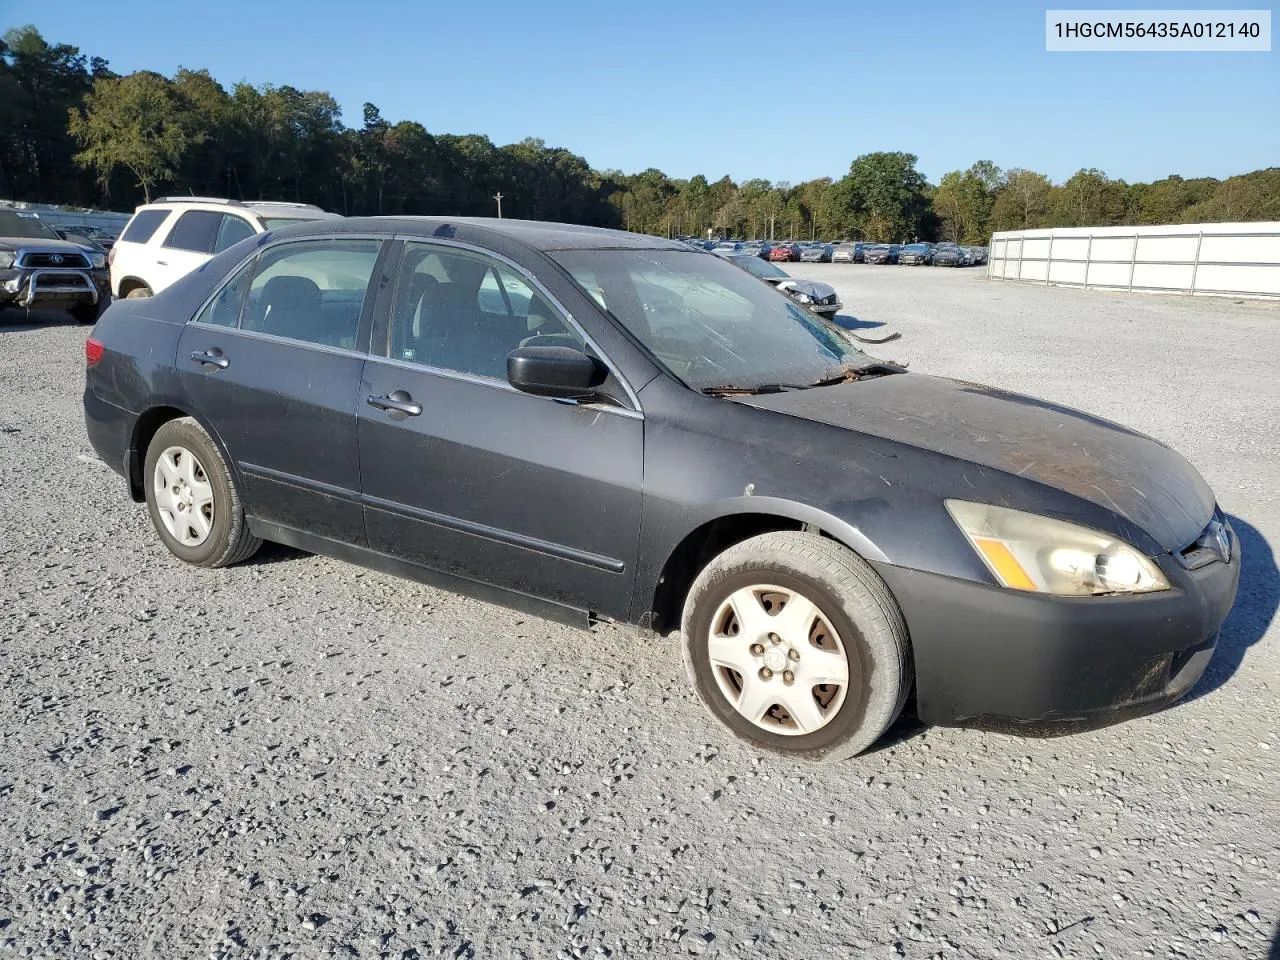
[872, 533, 1240, 731]
[810, 301, 841, 316]
[1, 267, 109, 308]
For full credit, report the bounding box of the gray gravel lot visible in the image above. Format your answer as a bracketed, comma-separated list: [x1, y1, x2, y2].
[1, 269, 1277, 959]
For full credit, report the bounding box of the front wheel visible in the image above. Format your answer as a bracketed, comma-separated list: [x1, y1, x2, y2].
[681, 532, 912, 756]
[143, 417, 261, 568]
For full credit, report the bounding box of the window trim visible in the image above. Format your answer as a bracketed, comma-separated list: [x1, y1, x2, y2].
[385, 234, 643, 414]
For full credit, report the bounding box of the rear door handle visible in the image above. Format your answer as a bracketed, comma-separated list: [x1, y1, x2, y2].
[156, 260, 168, 266]
[367, 390, 422, 417]
[190, 350, 229, 369]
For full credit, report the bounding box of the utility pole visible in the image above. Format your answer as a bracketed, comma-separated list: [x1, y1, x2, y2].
[769, 216, 775, 241]
[494, 192, 503, 218]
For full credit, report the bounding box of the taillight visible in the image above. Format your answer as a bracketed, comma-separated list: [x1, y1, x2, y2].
[85, 338, 104, 367]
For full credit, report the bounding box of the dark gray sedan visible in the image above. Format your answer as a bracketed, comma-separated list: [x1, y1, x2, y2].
[83, 217, 1239, 756]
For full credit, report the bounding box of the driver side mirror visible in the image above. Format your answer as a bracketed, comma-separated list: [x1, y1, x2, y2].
[506, 345, 605, 400]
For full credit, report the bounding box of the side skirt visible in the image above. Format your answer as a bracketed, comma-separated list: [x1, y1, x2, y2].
[248, 518, 592, 629]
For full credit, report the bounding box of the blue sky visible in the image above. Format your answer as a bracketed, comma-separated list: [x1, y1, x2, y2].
[17, 0, 1279, 185]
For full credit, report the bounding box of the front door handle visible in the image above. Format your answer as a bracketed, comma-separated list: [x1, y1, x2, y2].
[367, 390, 422, 417]
[190, 350, 229, 370]
[156, 260, 168, 266]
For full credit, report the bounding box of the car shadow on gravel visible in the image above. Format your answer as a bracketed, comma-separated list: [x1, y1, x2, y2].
[1269, 923, 1280, 960]
[251, 542, 311, 565]
[1184, 514, 1278, 704]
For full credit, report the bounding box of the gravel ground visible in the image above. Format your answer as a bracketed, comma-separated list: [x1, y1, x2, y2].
[0, 271, 1277, 960]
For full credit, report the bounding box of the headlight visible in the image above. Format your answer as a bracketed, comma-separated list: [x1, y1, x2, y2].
[945, 500, 1169, 596]
[88, 252, 106, 268]
[793, 292, 814, 304]
[0, 252, 13, 269]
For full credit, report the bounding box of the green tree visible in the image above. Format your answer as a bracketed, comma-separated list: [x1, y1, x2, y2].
[68, 70, 190, 202]
[831, 152, 930, 241]
[990, 168, 1052, 230]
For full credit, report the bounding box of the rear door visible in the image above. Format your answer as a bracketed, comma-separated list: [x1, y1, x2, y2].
[177, 236, 388, 544]
[356, 240, 644, 619]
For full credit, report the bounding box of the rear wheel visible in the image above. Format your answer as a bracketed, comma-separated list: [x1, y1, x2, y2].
[143, 417, 261, 568]
[681, 532, 912, 757]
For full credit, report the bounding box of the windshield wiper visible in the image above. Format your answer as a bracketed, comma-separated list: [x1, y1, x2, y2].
[806, 361, 909, 388]
[701, 383, 810, 396]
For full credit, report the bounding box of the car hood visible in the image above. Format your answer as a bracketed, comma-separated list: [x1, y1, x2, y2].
[740, 374, 1214, 552]
[0, 236, 95, 255]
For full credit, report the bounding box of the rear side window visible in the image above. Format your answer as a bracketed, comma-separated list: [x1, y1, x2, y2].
[240, 239, 381, 349]
[163, 211, 223, 253]
[193, 258, 255, 328]
[214, 214, 255, 253]
[119, 209, 171, 244]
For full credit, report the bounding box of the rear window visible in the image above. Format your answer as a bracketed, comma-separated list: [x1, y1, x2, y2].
[120, 209, 171, 244]
[163, 210, 225, 253]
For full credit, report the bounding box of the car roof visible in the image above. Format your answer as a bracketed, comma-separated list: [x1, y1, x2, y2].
[277, 216, 690, 253]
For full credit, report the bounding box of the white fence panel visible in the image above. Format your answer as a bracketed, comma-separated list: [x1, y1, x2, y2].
[987, 222, 1280, 299]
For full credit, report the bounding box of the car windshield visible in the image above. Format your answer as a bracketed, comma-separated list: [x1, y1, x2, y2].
[553, 249, 870, 391]
[729, 255, 788, 279]
[0, 211, 60, 240]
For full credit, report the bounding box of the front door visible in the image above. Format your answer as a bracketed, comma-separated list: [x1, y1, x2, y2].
[357, 240, 644, 619]
[177, 237, 385, 544]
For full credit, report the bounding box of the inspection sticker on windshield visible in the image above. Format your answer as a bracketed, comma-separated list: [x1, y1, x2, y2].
[1046, 10, 1271, 50]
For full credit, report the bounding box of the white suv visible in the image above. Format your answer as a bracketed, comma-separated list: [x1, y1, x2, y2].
[109, 198, 341, 298]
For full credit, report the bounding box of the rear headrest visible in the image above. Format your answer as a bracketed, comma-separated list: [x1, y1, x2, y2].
[262, 275, 321, 312]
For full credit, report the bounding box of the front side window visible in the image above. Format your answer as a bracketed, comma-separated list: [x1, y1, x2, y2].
[388, 242, 583, 379]
[163, 210, 222, 253]
[240, 239, 381, 349]
[214, 215, 255, 253]
[553, 249, 869, 391]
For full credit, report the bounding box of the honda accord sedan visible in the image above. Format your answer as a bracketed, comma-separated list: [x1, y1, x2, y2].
[83, 217, 1239, 757]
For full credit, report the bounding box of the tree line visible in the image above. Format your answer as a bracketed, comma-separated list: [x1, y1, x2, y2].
[3, 25, 1278, 242]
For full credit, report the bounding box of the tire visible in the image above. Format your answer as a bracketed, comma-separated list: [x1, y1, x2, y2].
[681, 531, 911, 757]
[125, 285, 152, 299]
[70, 300, 106, 324]
[143, 417, 261, 568]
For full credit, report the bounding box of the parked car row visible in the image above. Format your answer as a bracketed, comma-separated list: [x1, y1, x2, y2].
[841, 241, 988, 267]
[685, 237, 988, 267]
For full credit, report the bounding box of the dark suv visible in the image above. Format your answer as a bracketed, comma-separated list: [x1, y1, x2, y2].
[0, 209, 109, 323]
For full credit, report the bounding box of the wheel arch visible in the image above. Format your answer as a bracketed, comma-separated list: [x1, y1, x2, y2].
[643, 499, 888, 635]
[127, 404, 237, 504]
[116, 276, 152, 298]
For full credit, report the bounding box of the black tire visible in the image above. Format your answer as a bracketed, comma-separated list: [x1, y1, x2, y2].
[143, 417, 261, 568]
[681, 531, 912, 757]
[70, 300, 106, 324]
